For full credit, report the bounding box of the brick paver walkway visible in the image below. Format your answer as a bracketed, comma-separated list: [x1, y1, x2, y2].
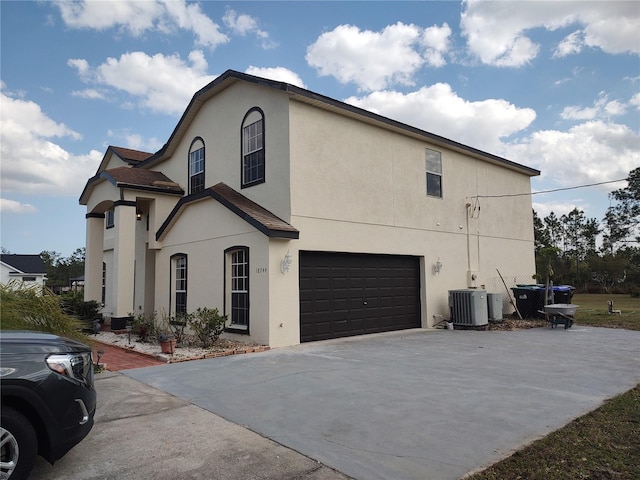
[93, 342, 165, 371]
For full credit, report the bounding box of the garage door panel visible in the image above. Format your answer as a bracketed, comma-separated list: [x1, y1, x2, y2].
[300, 252, 420, 342]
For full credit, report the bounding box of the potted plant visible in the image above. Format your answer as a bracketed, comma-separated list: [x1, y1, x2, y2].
[157, 333, 176, 354]
[156, 311, 177, 354]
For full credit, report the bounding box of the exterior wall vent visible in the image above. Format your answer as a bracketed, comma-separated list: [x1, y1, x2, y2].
[448, 289, 489, 326]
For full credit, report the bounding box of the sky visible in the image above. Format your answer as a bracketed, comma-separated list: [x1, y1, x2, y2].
[1, 0, 638, 257]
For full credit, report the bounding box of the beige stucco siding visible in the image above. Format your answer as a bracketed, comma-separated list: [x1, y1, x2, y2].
[154, 197, 272, 346]
[148, 82, 292, 223]
[288, 98, 535, 328]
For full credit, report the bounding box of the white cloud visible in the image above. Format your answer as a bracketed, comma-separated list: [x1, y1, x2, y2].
[71, 88, 109, 100]
[560, 92, 628, 121]
[244, 66, 306, 88]
[106, 130, 163, 153]
[54, 0, 229, 49]
[421, 23, 452, 67]
[506, 120, 639, 188]
[69, 50, 216, 115]
[0, 89, 103, 196]
[630, 92, 640, 109]
[345, 84, 536, 154]
[461, 0, 640, 66]
[553, 30, 584, 58]
[532, 200, 589, 220]
[223, 8, 275, 49]
[161, 0, 228, 49]
[55, 0, 164, 34]
[0, 199, 37, 214]
[306, 22, 449, 91]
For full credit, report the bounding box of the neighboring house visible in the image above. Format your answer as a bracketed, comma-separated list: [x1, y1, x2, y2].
[80, 70, 540, 348]
[1, 254, 47, 291]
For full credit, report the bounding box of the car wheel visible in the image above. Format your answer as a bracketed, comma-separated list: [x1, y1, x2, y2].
[1, 407, 37, 480]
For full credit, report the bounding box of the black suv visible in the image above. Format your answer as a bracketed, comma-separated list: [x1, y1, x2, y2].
[1, 331, 97, 480]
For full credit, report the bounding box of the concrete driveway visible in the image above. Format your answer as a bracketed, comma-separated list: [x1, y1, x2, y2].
[30, 371, 351, 480]
[125, 326, 640, 480]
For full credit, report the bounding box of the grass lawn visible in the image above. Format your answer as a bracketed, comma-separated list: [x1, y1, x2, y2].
[468, 294, 640, 480]
[571, 293, 640, 331]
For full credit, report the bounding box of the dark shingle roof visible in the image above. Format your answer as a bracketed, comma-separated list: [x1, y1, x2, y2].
[157, 183, 299, 240]
[102, 167, 184, 193]
[1, 254, 47, 274]
[111, 146, 154, 163]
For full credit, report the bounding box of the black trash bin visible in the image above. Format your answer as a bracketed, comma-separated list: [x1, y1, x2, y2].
[552, 285, 575, 304]
[512, 285, 546, 319]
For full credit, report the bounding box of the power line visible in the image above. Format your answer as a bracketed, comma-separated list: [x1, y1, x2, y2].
[474, 178, 628, 199]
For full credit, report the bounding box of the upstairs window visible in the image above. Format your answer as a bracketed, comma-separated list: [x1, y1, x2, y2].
[106, 210, 115, 229]
[241, 109, 265, 188]
[189, 138, 205, 194]
[426, 149, 442, 198]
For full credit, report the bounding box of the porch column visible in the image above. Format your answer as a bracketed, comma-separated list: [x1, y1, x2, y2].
[111, 201, 137, 326]
[84, 214, 105, 303]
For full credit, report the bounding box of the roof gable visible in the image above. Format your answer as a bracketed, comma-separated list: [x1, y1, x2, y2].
[157, 183, 299, 241]
[1, 254, 47, 274]
[80, 166, 184, 204]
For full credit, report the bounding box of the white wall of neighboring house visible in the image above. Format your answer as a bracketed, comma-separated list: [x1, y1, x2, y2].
[0, 262, 47, 291]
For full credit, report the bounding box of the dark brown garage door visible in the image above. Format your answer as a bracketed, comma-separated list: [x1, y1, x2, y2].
[299, 251, 421, 342]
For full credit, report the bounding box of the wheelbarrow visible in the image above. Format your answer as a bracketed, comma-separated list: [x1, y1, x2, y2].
[539, 304, 579, 329]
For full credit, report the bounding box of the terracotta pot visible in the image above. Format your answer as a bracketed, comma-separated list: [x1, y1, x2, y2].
[160, 339, 177, 354]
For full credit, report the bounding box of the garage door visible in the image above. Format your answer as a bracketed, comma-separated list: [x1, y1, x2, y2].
[299, 251, 421, 342]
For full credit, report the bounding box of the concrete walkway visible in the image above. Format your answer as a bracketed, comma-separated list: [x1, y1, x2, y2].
[126, 326, 640, 480]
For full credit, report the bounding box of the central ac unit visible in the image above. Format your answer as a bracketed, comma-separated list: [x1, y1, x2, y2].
[449, 289, 489, 326]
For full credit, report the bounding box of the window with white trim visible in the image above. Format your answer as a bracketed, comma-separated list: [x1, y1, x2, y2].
[189, 138, 205, 194]
[241, 109, 264, 188]
[227, 247, 249, 329]
[426, 149, 442, 198]
[173, 254, 187, 314]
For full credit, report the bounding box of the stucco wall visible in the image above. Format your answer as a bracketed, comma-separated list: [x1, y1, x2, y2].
[150, 81, 292, 223]
[154, 197, 272, 346]
[287, 99, 536, 328]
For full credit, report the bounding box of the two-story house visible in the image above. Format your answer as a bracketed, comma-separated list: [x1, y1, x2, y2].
[80, 70, 540, 347]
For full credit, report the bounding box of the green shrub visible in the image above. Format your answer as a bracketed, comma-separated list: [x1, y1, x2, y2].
[130, 311, 157, 342]
[1, 282, 88, 343]
[168, 312, 190, 345]
[189, 307, 227, 347]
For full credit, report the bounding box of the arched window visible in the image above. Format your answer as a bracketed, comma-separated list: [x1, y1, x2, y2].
[241, 108, 265, 188]
[189, 138, 205, 194]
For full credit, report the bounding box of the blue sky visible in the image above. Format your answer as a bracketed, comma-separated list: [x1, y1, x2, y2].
[1, 0, 638, 257]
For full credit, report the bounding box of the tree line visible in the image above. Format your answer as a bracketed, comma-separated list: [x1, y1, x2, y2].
[533, 167, 639, 293]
